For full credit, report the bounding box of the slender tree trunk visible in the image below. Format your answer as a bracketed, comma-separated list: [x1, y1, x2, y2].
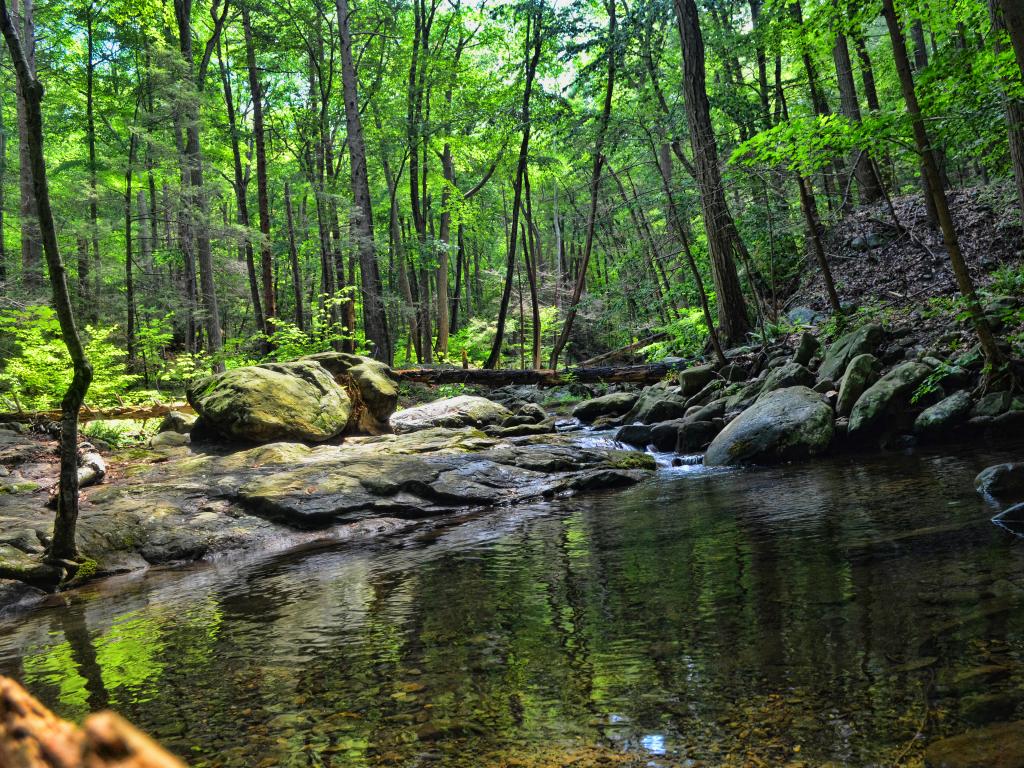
[284, 183, 305, 331]
[125, 130, 138, 368]
[833, 30, 882, 204]
[0, 0, 93, 563]
[996, 0, 1024, 80]
[549, 0, 615, 370]
[85, 2, 100, 324]
[797, 175, 842, 314]
[881, 0, 1004, 375]
[11, 0, 40, 290]
[242, 8, 277, 329]
[991, 0, 1024, 214]
[674, 0, 750, 346]
[0, 62, 6, 285]
[485, 10, 542, 369]
[523, 168, 541, 369]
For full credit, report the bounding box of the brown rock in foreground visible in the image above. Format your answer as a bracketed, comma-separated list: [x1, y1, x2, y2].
[924, 720, 1024, 768]
[0, 676, 185, 768]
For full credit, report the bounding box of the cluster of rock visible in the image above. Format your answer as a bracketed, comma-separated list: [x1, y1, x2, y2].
[572, 323, 1024, 466]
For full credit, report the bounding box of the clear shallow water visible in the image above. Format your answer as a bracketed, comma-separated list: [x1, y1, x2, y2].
[2, 443, 1024, 767]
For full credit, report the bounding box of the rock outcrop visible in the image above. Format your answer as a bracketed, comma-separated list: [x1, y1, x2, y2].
[390, 395, 512, 434]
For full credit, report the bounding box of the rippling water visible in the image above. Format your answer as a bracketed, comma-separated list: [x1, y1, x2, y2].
[2, 441, 1024, 767]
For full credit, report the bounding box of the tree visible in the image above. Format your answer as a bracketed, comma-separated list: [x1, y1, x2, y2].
[0, 0, 93, 563]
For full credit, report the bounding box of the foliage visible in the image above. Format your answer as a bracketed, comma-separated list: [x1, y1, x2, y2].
[640, 309, 709, 362]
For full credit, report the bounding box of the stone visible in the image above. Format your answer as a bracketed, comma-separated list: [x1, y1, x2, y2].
[793, 332, 821, 367]
[187, 360, 352, 443]
[819, 324, 884, 382]
[975, 463, 1024, 500]
[848, 361, 932, 435]
[622, 388, 689, 425]
[677, 364, 716, 397]
[787, 306, 826, 326]
[675, 420, 722, 453]
[757, 362, 815, 399]
[971, 391, 1012, 419]
[923, 720, 1024, 768]
[836, 353, 880, 416]
[705, 386, 834, 466]
[813, 379, 835, 394]
[158, 411, 196, 434]
[718, 363, 747, 383]
[689, 397, 728, 423]
[151, 431, 190, 448]
[390, 395, 511, 434]
[614, 424, 652, 448]
[915, 391, 972, 435]
[649, 420, 686, 451]
[642, 399, 691, 424]
[571, 392, 638, 423]
[304, 352, 398, 434]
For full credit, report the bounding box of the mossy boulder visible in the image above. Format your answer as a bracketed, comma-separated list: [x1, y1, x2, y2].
[303, 352, 398, 434]
[848, 361, 931, 436]
[915, 390, 971, 435]
[836, 354, 880, 416]
[757, 362, 815, 399]
[571, 392, 638, 423]
[390, 395, 512, 434]
[187, 360, 352, 443]
[705, 386, 834, 466]
[819, 324, 884, 382]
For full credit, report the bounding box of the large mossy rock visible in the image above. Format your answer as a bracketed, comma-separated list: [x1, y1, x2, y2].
[915, 390, 971, 435]
[836, 354, 880, 416]
[187, 361, 352, 443]
[705, 386, 834, 466]
[848, 361, 931, 436]
[303, 352, 398, 434]
[757, 362, 815, 399]
[572, 392, 638, 423]
[819, 324, 884, 382]
[390, 395, 512, 434]
[678, 364, 716, 396]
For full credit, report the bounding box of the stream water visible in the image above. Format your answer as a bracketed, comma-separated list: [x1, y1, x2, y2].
[2, 440, 1024, 767]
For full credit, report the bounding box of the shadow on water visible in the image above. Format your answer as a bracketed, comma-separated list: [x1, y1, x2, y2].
[1, 440, 1023, 767]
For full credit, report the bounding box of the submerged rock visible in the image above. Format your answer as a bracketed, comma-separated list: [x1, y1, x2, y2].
[188, 360, 352, 443]
[571, 392, 637, 423]
[705, 386, 833, 466]
[923, 720, 1024, 768]
[391, 395, 511, 434]
[976, 463, 1024, 500]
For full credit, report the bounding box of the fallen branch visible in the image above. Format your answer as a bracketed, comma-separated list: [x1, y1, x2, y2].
[392, 361, 686, 387]
[576, 333, 667, 367]
[0, 404, 194, 425]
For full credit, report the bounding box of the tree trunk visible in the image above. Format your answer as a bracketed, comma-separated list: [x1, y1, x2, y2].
[549, 0, 615, 370]
[125, 130, 139, 368]
[881, 0, 1004, 376]
[674, 0, 750, 346]
[0, 0, 93, 562]
[85, 2, 100, 324]
[797, 175, 842, 315]
[284, 182, 305, 331]
[833, 30, 882, 204]
[996, 0, 1024, 80]
[11, 0, 41, 290]
[242, 7, 277, 328]
[991, 0, 1024, 214]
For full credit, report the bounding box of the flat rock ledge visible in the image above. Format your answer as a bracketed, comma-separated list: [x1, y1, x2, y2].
[0, 427, 654, 599]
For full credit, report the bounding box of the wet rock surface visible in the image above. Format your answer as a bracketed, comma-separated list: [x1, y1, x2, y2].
[391, 395, 512, 434]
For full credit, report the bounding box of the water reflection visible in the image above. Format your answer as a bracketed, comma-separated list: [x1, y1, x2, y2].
[1, 442, 1023, 767]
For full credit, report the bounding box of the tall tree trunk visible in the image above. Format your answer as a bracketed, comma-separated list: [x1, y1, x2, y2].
[84, 2, 100, 324]
[549, 0, 615, 370]
[0, 59, 6, 285]
[833, 30, 882, 203]
[674, 0, 750, 345]
[284, 182, 305, 331]
[242, 7, 277, 329]
[991, 0, 1024, 214]
[881, 0, 1004, 375]
[485, 10, 542, 369]
[995, 0, 1024, 80]
[523, 167, 541, 369]
[217, 36, 266, 337]
[0, 0, 93, 562]
[797, 175, 842, 315]
[125, 130, 139, 368]
[174, 0, 226, 369]
[11, 0, 40, 290]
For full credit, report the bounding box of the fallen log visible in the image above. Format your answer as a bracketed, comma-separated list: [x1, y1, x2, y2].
[0, 404, 194, 425]
[0, 676, 186, 767]
[576, 333, 667, 368]
[391, 361, 686, 387]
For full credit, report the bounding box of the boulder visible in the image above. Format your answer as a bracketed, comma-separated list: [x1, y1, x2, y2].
[304, 352, 398, 434]
[678, 364, 716, 396]
[650, 420, 687, 451]
[572, 392, 638, 423]
[622, 389, 689, 424]
[614, 424, 652, 449]
[818, 324, 883, 382]
[187, 361, 352, 443]
[975, 463, 1024, 500]
[390, 395, 511, 434]
[675, 420, 722, 453]
[792, 332, 821, 367]
[757, 362, 815, 399]
[848, 361, 931, 435]
[923, 720, 1024, 768]
[718, 363, 748, 383]
[158, 411, 196, 434]
[835, 354, 880, 416]
[786, 306, 826, 326]
[915, 391, 972, 435]
[705, 386, 834, 466]
[971, 391, 1011, 419]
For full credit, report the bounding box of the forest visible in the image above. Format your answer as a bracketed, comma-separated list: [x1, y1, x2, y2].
[1, 0, 1024, 763]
